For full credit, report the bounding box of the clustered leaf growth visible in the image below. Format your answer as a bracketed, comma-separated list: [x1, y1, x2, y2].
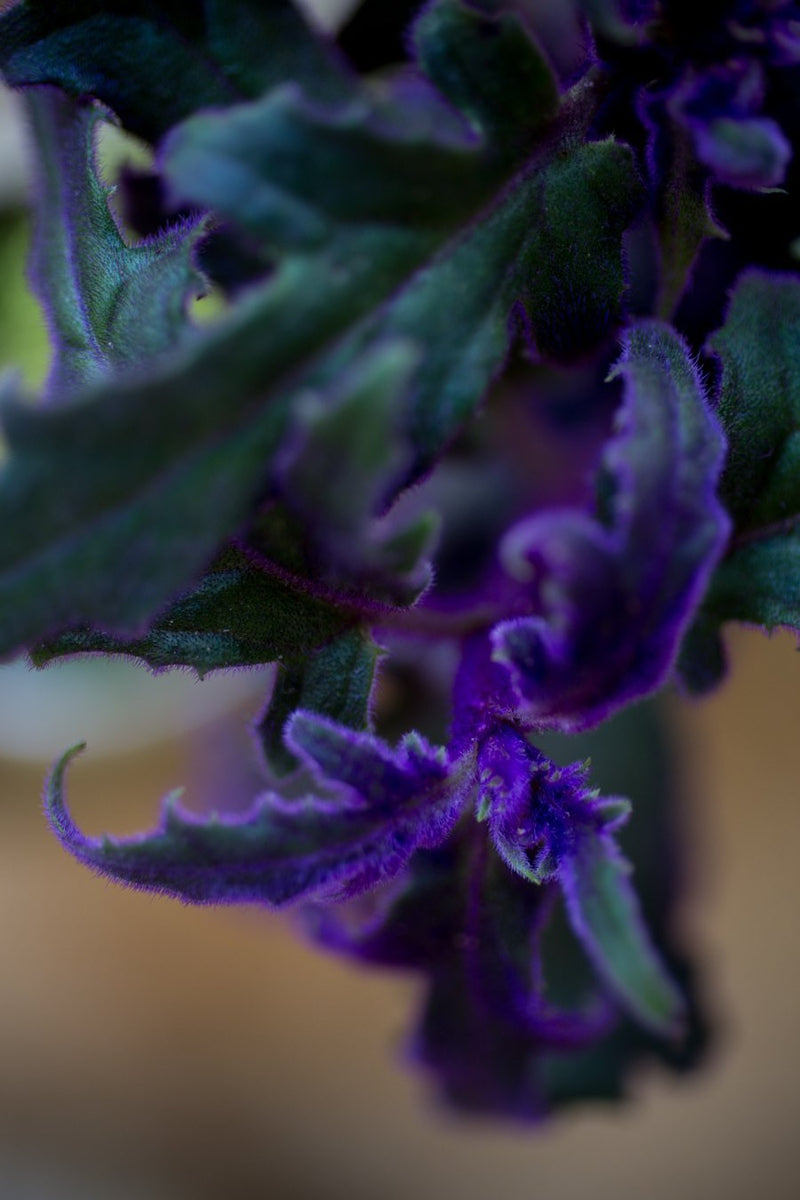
[1, 0, 798, 1118]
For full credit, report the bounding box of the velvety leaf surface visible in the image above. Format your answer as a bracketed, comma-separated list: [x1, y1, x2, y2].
[31, 548, 353, 674]
[679, 272, 800, 684]
[255, 627, 382, 777]
[0, 0, 348, 141]
[45, 722, 469, 905]
[277, 341, 437, 603]
[712, 271, 800, 531]
[0, 290, 302, 657]
[700, 537, 800, 631]
[476, 725, 683, 1034]
[492, 321, 730, 730]
[513, 139, 643, 360]
[306, 701, 703, 1117]
[475, 726, 616, 883]
[560, 833, 685, 1035]
[25, 88, 203, 398]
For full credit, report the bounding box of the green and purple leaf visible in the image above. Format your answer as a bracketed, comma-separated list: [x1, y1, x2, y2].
[25, 87, 204, 399]
[476, 725, 684, 1035]
[0, 4, 643, 659]
[492, 322, 730, 729]
[255, 626, 382, 777]
[559, 833, 685, 1036]
[45, 719, 470, 906]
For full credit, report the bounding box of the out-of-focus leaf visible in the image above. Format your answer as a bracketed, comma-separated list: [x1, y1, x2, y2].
[655, 132, 728, 319]
[670, 65, 792, 192]
[25, 88, 204, 398]
[690, 115, 792, 190]
[575, 0, 644, 43]
[277, 341, 437, 604]
[0, 0, 348, 142]
[0, 3, 642, 659]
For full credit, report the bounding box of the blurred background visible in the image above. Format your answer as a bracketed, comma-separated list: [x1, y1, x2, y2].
[2, 2, 800, 1197]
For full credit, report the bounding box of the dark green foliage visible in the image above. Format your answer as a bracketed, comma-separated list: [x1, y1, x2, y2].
[0, 0, 348, 141]
[681, 272, 800, 688]
[276, 342, 437, 603]
[256, 627, 382, 777]
[560, 831, 685, 1035]
[0, 296, 298, 656]
[413, 0, 560, 152]
[516, 140, 644, 359]
[0, 2, 643, 658]
[655, 136, 726, 319]
[713, 273, 800, 531]
[26, 88, 203, 395]
[31, 548, 353, 674]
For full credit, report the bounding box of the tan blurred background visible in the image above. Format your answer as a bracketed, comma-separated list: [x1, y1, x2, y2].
[2, 1, 800, 1195]
[1, 632, 799, 1200]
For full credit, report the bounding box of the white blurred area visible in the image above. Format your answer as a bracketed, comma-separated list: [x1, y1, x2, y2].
[0, 84, 27, 205]
[0, 657, 272, 761]
[296, 0, 359, 30]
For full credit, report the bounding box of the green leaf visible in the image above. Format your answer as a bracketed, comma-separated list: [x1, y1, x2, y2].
[560, 834, 686, 1037]
[278, 340, 437, 604]
[25, 88, 204, 397]
[0, 0, 348, 142]
[30, 547, 353, 675]
[256, 627, 382, 776]
[655, 132, 728, 320]
[413, 0, 562, 153]
[575, 0, 642, 44]
[161, 83, 493, 250]
[0, 2, 641, 660]
[513, 139, 645, 360]
[712, 272, 800, 530]
[680, 272, 800, 680]
[698, 535, 800, 631]
[0, 294, 296, 657]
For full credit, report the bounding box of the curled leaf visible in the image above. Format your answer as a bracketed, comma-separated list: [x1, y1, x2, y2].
[46, 727, 470, 906]
[492, 321, 730, 730]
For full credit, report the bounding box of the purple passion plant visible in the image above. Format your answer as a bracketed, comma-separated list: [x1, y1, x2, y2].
[0, 0, 797, 1118]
